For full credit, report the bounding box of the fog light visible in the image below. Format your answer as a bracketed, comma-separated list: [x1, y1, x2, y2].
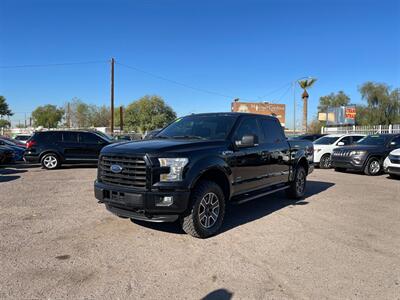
[156, 196, 174, 207]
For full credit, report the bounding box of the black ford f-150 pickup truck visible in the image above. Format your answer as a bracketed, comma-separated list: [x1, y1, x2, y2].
[95, 113, 314, 238]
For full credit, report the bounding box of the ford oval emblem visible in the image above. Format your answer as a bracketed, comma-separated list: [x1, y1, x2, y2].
[110, 164, 123, 174]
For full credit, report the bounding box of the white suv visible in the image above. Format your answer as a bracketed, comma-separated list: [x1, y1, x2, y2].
[313, 134, 365, 168]
[383, 149, 400, 179]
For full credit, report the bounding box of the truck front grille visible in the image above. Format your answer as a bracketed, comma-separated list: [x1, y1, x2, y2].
[99, 155, 148, 190]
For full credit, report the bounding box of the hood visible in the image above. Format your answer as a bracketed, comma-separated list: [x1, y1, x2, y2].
[334, 144, 383, 152]
[389, 148, 400, 156]
[102, 138, 228, 155]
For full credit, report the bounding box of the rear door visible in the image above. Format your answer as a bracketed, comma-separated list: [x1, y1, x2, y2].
[78, 132, 107, 160]
[259, 118, 291, 185]
[60, 132, 81, 160]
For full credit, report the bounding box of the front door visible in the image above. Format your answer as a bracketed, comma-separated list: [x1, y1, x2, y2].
[230, 117, 266, 195]
[78, 132, 106, 160]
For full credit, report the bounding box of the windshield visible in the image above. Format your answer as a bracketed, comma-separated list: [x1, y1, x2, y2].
[94, 131, 113, 142]
[314, 136, 340, 145]
[156, 115, 237, 140]
[357, 135, 388, 146]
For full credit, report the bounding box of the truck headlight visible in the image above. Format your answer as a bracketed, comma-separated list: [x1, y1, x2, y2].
[158, 158, 189, 182]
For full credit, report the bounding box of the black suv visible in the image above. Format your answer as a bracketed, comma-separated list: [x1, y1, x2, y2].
[95, 113, 314, 238]
[24, 130, 113, 169]
[331, 134, 400, 175]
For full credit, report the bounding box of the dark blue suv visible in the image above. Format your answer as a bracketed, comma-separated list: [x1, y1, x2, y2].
[24, 130, 113, 169]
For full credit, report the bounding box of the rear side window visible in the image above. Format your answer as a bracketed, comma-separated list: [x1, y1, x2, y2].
[35, 132, 62, 143]
[79, 132, 103, 144]
[260, 118, 285, 144]
[62, 132, 78, 142]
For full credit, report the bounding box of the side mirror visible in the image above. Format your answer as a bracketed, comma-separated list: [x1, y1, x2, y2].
[236, 135, 257, 148]
[337, 142, 344, 146]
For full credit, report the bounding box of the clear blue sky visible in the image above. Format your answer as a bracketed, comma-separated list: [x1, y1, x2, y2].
[1, 0, 399, 128]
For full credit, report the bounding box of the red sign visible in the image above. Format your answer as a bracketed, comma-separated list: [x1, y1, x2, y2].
[345, 107, 356, 119]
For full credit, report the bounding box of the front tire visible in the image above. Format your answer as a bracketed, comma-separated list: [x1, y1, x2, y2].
[181, 180, 225, 238]
[364, 157, 381, 176]
[41, 153, 61, 170]
[319, 154, 332, 169]
[286, 165, 307, 199]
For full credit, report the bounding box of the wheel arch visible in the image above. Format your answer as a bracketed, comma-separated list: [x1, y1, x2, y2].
[39, 150, 64, 162]
[190, 167, 231, 202]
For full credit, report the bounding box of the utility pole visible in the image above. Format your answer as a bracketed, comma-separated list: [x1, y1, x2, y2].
[24, 113, 27, 128]
[67, 102, 71, 128]
[120, 106, 123, 131]
[293, 82, 296, 134]
[110, 58, 115, 135]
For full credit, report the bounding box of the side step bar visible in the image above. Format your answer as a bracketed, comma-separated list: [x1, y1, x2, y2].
[235, 185, 289, 204]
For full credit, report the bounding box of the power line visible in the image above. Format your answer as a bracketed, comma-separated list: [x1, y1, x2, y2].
[276, 84, 292, 103]
[116, 61, 245, 100]
[258, 81, 292, 100]
[0, 60, 108, 69]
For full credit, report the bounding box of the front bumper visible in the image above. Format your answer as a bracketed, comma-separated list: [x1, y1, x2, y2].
[331, 158, 365, 171]
[94, 180, 191, 222]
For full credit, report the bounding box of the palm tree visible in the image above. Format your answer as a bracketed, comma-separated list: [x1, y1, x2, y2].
[298, 78, 317, 132]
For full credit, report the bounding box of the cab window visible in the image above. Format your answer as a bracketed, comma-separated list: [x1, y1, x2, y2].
[259, 118, 285, 144]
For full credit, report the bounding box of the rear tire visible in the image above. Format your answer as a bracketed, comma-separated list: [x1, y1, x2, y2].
[319, 154, 332, 169]
[41, 153, 61, 170]
[286, 166, 307, 199]
[364, 157, 381, 176]
[181, 180, 225, 238]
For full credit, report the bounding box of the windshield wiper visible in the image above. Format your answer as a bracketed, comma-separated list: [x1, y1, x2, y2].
[172, 135, 206, 140]
[153, 135, 169, 139]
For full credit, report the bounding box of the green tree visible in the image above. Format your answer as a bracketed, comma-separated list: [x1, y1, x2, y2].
[318, 91, 350, 111]
[0, 119, 11, 128]
[90, 105, 110, 127]
[0, 96, 13, 118]
[358, 82, 400, 125]
[125, 95, 176, 133]
[32, 105, 64, 128]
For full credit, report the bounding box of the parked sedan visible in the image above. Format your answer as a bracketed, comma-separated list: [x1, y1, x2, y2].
[313, 134, 365, 169]
[0, 136, 26, 147]
[294, 133, 327, 142]
[0, 138, 25, 161]
[0, 145, 15, 164]
[332, 134, 400, 175]
[383, 148, 400, 179]
[14, 134, 32, 144]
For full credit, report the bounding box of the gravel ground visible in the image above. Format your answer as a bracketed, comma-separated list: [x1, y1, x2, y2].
[0, 164, 399, 299]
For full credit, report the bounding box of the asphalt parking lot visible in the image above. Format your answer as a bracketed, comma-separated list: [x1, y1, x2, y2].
[1, 165, 399, 299]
